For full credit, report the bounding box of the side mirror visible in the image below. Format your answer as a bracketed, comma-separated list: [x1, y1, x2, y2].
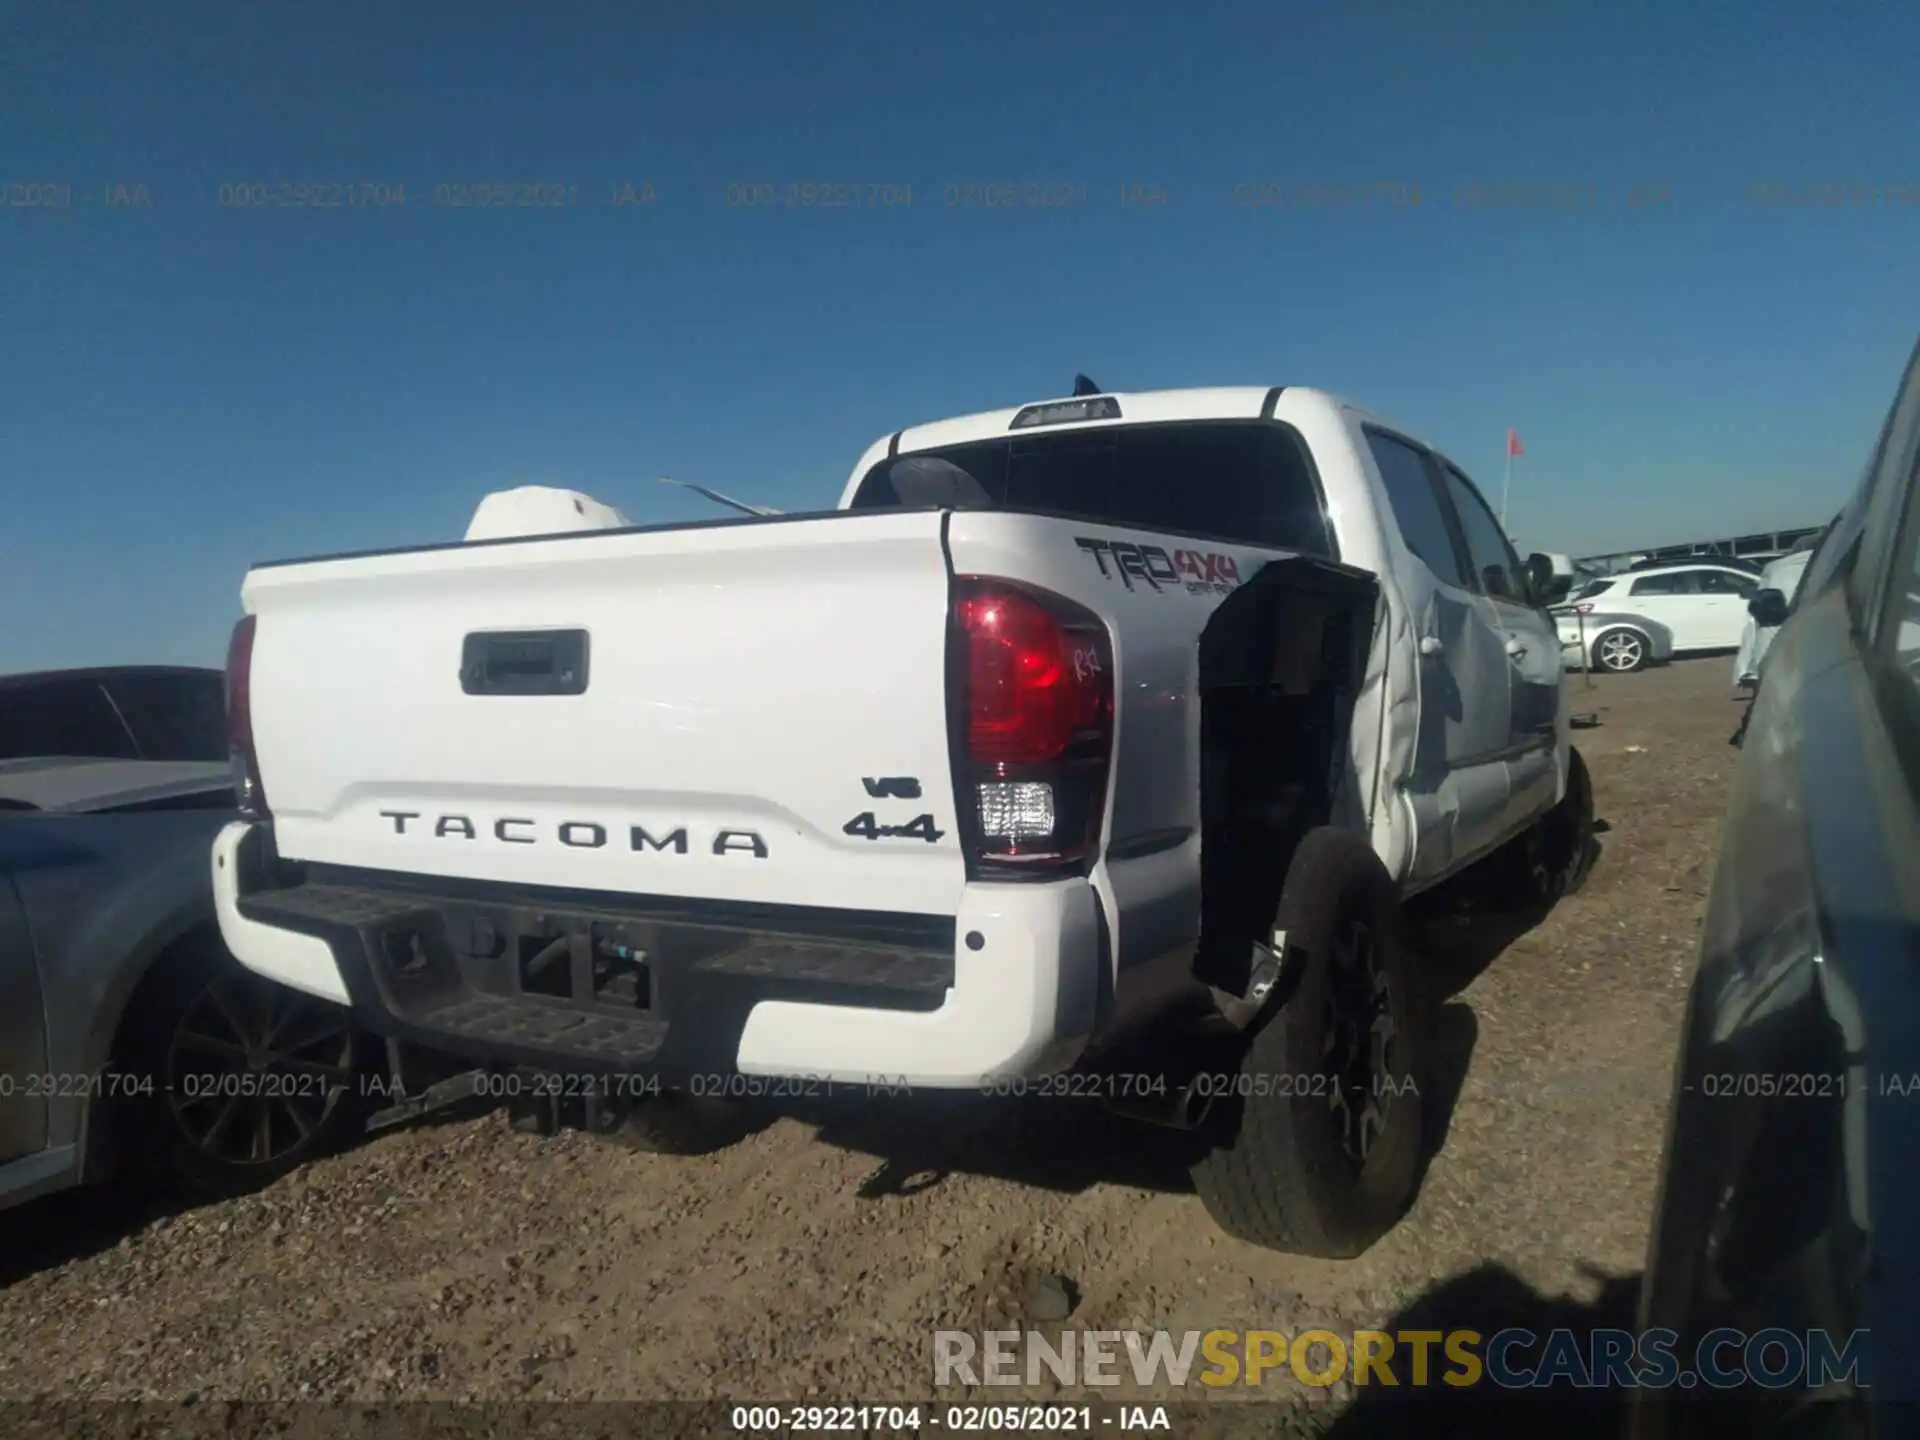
[1524, 552, 1556, 603]
[1748, 588, 1789, 627]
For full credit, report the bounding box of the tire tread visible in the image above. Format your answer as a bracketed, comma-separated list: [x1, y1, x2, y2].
[1191, 828, 1428, 1257]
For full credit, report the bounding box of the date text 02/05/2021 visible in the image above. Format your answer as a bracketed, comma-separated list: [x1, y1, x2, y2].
[1685, 1070, 1920, 1099]
[728, 1404, 1170, 1434]
[978, 1071, 1422, 1101]
[452, 1071, 918, 1102]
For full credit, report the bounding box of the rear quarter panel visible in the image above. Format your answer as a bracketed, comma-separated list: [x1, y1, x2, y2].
[0, 874, 49, 1161]
[0, 808, 229, 1163]
[947, 491, 1403, 1027]
[947, 511, 1278, 1023]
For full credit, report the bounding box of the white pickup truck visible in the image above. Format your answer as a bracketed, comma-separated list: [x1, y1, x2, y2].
[211, 384, 1592, 1256]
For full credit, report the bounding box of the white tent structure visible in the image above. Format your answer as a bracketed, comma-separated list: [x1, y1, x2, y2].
[464, 485, 633, 542]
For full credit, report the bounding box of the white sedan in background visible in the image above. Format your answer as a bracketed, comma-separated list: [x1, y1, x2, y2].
[1556, 610, 1676, 673]
[1732, 548, 1814, 687]
[1557, 561, 1760, 653]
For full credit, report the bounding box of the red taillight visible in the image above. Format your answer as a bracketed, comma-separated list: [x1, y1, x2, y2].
[225, 615, 255, 748]
[958, 585, 1110, 763]
[951, 578, 1114, 876]
[225, 614, 268, 819]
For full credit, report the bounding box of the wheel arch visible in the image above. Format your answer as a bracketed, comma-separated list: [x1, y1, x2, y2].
[77, 904, 223, 1181]
[1192, 556, 1385, 995]
[1590, 623, 1652, 669]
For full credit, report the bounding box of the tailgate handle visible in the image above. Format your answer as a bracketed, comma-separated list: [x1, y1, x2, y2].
[460, 630, 589, 696]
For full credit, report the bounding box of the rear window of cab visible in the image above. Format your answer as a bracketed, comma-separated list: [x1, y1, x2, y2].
[849, 420, 1336, 555]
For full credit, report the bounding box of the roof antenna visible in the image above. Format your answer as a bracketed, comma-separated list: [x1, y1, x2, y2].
[1072, 374, 1102, 397]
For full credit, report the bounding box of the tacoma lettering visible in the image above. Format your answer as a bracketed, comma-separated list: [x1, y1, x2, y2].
[380, 813, 764, 857]
[630, 825, 688, 853]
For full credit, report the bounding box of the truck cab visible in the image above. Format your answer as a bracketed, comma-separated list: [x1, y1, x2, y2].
[838, 385, 1568, 893]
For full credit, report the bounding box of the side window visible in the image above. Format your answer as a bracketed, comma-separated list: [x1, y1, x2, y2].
[0, 679, 138, 761]
[1438, 464, 1524, 602]
[1699, 571, 1757, 596]
[1365, 431, 1466, 587]
[1630, 572, 1692, 596]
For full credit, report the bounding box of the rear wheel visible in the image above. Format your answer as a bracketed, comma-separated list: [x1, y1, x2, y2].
[1591, 627, 1649, 673]
[1189, 829, 1430, 1257]
[117, 941, 369, 1197]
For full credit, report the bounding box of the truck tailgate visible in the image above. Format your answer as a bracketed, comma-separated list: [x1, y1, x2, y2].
[242, 511, 967, 916]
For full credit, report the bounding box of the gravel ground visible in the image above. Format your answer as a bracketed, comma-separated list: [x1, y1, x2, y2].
[0, 657, 1746, 1434]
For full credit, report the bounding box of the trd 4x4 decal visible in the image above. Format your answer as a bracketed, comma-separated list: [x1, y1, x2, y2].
[1074, 536, 1241, 595]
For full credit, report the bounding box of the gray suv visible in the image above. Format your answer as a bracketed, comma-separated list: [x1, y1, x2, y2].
[1632, 333, 1920, 1437]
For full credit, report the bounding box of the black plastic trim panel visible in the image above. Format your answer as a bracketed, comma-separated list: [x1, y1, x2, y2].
[297, 862, 955, 950]
[1106, 827, 1194, 861]
[235, 868, 956, 1075]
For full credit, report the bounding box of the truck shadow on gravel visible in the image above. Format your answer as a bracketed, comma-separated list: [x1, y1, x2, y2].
[781, 846, 1613, 1206]
[1391, 813, 1614, 1193]
[0, 1099, 490, 1289]
[1405, 806, 1610, 1003]
[781, 1003, 1481, 1207]
[1319, 1262, 1642, 1439]
[791, 1090, 1211, 1199]
[1410, 893, 1559, 1000]
[0, 1183, 184, 1289]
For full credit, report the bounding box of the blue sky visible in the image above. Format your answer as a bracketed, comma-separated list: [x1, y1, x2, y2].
[4, 0, 1917, 672]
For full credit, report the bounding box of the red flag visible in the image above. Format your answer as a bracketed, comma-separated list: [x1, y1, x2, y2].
[1507, 428, 1524, 458]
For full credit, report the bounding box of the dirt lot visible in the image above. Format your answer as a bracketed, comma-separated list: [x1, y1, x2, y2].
[0, 658, 1749, 1432]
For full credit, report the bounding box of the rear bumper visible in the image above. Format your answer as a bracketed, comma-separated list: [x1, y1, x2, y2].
[210, 821, 1100, 1089]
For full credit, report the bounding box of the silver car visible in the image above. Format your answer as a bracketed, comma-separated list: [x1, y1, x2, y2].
[1, 756, 371, 1211]
[1554, 610, 1676, 673]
